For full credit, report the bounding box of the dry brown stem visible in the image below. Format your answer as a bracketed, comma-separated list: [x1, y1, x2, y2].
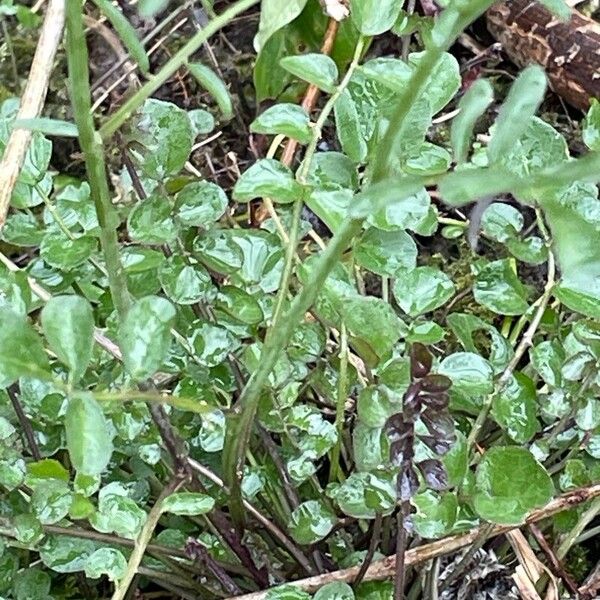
[227, 484, 600, 600]
[0, 0, 66, 232]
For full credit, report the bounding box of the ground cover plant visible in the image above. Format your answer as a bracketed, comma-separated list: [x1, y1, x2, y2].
[1, 0, 600, 598]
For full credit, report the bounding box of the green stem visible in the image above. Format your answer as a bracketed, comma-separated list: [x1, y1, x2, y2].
[112, 478, 183, 600]
[330, 321, 349, 482]
[556, 497, 600, 560]
[98, 0, 259, 140]
[223, 0, 497, 528]
[65, 0, 130, 321]
[224, 216, 363, 525]
[467, 209, 556, 449]
[269, 36, 366, 333]
[371, 0, 493, 184]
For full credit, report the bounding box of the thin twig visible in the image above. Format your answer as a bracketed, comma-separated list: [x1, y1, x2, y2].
[187, 458, 314, 576]
[7, 384, 41, 460]
[467, 209, 556, 448]
[528, 524, 579, 596]
[354, 513, 383, 588]
[556, 496, 600, 560]
[0, 0, 65, 232]
[112, 478, 185, 600]
[394, 502, 410, 600]
[225, 483, 600, 600]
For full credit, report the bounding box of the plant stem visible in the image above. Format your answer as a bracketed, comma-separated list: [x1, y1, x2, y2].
[394, 502, 410, 600]
[65, 0, 130, 321]
[98, 0, 259, 139]
[467, 210, 556, 448]
[330, 321, 349, 482]
[112, 478, 183, 600]
[556, 496, 600, 560]
[223, 216, 363, 525]
[370, 0, 494, 184]
[354, 513, 383, 588]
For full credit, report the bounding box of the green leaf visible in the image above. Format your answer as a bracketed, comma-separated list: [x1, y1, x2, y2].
[0, 307, 49, 386]
[175, 181, 228, 227]
[31, 481, 73, 525]
[408, 52, 460, 115]
[216, 285, 264, 325]
[41, 295, 94, 383]
[412, 491, 458, 538]
[351, 0, 403, 35]
[137, 0, 168, 18]
[438, 352, 493, 396]
[2, 211, 44, 246]
[313, 582, 355, 600]
[443, 431, 468, 487]
[575, 397, 600, 431]
[481, 203, 523, 243]
[393, 267, 455, 317]
[492, 373, 540, 443]
[127, 193, 177, 244]
[473, 259, 529, 315]
[357, 386, 395, 428]
[119, 295, 176, 380]
[280, 53, 338, 92]
[40, 536, 96, 573]
[162, 492, 215, 516]
[233, 158, 304, 203]
[91, 485, 147, 539]
[451, 78, 493, 164]
[84, 548, 127, 581]
[404, 143, 452, 176]
[474, 447, 554, 525]
[305, 151, 358, 190]
[506, 236, 549, 265]
[355, 228, 417, 276]
[353, 423, 387, 472]
[334, 89, 367, 162]
[289, 500, 337, 545]
[159, 255, 215, 305]
[368, 187, 430, 232]
[132, 99, 194, 179]
[93, 0, 150, 73]
[583, 98, 600, 151]
[12, 568, 50, 600]
[250, 104, 312, 143]
[342, 296, 404, 366]
[265, 585, 311, 600]
[488, 66, 547, 164]
[65, 393, 114, 475]
[254, 0, 309, 52]
[328, 472, 396, 519]
[306, 189, 353, 235]
[531, 340, 564, 387]
[14, 117, 78, 137]
[40, 232, 96, 271]
[188, 62, 233, 119]
[188, 108, 215, 136]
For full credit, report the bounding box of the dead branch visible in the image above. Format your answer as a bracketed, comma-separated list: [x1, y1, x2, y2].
[227, 483, 600, 600]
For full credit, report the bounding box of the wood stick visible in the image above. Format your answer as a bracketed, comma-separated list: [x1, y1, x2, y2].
[487, 0, 600, 111]
[0, 0, 66, 232]
[227, 484, 600, 600]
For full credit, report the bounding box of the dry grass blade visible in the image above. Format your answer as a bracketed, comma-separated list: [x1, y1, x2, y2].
[0, 0, 66, 233]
